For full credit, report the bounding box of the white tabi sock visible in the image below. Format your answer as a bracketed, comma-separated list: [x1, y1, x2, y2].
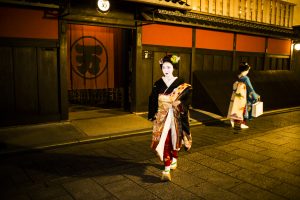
[171, 157, 177, 164]
[164, 166, 171, 173]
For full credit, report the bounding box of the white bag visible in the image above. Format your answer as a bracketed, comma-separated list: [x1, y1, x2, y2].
[252, 101, 263, 117]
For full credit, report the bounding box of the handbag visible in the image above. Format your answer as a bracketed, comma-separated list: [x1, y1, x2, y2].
[252, 101, 263, 117]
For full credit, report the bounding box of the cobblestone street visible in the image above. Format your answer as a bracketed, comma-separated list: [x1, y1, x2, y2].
[1, 110, 300, 200]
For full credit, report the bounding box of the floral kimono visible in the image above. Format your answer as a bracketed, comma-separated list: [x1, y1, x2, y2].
[148, 78, 192, 161]
[228, 75, 260, 121]
[227, 81, 247, 121]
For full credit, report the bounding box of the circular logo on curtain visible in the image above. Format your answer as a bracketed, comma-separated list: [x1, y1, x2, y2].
[71, 36, 108, 79]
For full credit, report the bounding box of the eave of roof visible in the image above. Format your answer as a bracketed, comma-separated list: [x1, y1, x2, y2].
[141, 9, 297, 39]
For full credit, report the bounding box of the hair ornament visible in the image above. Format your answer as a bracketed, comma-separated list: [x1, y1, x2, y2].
[170, 55, 180, 64]
[159, 54, 180, 68]
[159, 58, 164, 65]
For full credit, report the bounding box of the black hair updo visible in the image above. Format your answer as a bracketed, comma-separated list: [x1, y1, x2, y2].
[159, 54, 180, 69]
[239, 62, 251, 73]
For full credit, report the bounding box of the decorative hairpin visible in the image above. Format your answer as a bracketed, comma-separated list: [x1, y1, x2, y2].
[171, 55, 180, 64]
[159, 58, 164, 65]
[159, 54, 181, 65]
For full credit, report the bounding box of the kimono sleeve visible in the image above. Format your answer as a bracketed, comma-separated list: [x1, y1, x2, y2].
[178, 85, 192, 135]
[244, 76, 260, 101]
[178, 85, 192, 109]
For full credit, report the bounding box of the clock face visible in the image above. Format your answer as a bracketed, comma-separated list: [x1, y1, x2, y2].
[97, 0, 110, 12]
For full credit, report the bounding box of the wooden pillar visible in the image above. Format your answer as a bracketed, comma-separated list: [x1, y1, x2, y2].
[58, 20, 69, 120]
[264, 37, 269, 70]
[293, 48, 300, 73]
[131, 25, 143, 112]
[232, 33, 237, 71]
[191, 28, 196, 85]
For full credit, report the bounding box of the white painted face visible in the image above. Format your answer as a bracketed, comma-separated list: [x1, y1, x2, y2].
[162, 62, 174, 78]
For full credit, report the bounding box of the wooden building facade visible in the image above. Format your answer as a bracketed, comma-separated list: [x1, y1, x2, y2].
[0, 0, 300, 126]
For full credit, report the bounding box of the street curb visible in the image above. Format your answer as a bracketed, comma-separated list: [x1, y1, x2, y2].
[0, 122, 204, 156]
[1, 106, 299, 156]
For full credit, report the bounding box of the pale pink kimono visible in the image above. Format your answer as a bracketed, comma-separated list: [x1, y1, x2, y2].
[227, 81, 247, 121]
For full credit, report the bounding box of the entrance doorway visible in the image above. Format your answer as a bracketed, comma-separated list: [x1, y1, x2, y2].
[66, 24, 133, 114]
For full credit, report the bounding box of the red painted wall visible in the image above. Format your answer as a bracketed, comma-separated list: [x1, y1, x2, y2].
[268, 38, 291, 55]
[142, 24, 192, 47]
[0, 7, 58, 39]
[236, 34, 266, 52]
[141, 24, 292, 57]
[196, 29, 234, 51]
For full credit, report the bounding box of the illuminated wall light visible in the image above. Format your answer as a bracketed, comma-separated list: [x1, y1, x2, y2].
[295, 43, 300, 51]
[97, 0, 110, 13]
[192, 6, 198, 10]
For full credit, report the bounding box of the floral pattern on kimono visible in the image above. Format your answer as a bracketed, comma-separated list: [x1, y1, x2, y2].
[227, 81, 247, 121]
[151, 83, 192, 161]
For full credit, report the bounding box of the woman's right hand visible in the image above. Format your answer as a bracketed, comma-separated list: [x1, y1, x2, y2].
[257, 95, 261, 101]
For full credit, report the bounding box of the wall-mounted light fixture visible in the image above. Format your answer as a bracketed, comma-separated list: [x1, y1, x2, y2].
[143, 50, 152, 59]
[97, 0, 110, 13]
[295, 43, 300, 51]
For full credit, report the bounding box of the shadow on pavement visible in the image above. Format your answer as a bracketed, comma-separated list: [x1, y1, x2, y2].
[0, 145, 163, 199]
[189, 109, 218, 123]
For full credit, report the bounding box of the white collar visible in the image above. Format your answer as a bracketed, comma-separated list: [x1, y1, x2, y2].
[162, 76, 177, 87]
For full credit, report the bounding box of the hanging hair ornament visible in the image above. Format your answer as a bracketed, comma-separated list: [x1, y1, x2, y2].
[170, 55, 180, 64]
[159, 58, 164, 65]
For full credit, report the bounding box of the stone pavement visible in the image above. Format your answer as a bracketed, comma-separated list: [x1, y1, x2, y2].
[0, 106, 218, 155]
[0, 107, 153, 155]
[0, 108, 300, 200]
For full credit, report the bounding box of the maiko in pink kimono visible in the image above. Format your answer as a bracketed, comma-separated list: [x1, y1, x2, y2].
[228, 62, 260, 129]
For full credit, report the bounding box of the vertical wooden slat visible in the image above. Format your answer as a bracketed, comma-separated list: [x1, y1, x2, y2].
[271, 57, 277, 70]
[195, 53, 204, 71]
[213, 55, 223, 71]
[203, 54, 214, 71]
[276, 58, 281, 70]
[222, 56, 232, 71]
[14, 47, 38, 114]
[256, 56, 264, 70]
[38, 47, 59, 114]
[0, 47, 15, 116]
[178, 53, 191, 83]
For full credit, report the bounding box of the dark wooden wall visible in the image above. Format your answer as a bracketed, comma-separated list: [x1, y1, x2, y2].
[192, 70, 300, 116]
[194, 49, 233, 71]
[193, 49, 290, 72]
[140, 44, 296, 114]
[0, 38, 60, 126]
[237, 52, 290, 71]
